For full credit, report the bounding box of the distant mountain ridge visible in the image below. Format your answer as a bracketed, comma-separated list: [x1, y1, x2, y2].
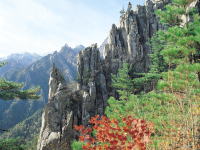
[0, 44, 84, 131]
[0, 53, 41, 78]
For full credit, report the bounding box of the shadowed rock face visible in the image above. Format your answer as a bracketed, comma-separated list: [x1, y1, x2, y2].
[77, 44, 108, 117]
[38, 0, 200, 149]
[37, 66, 82, 150]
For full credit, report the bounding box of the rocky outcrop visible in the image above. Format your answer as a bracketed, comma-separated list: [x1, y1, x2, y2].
[37, 1, 177, 150]
[37, 65, 82, 150]
[77, 44, 108, 124]
[102, 0, 171, 94]
[37, 44, 109, 150]
[37, 66, 70, 150]
[103, 0, 170, 74]
[181, 0, 200, 25]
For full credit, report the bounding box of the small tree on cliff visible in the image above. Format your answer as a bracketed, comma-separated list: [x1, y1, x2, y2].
[112, 63, 134, 99]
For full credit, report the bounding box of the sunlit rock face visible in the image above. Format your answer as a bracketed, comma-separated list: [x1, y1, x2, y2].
[181, 0, 200, 26]
[101, 0, 171, 95]
[103, 0, 170, 74]
[37, 66, 72, 150]
[37, 65, 83, 150]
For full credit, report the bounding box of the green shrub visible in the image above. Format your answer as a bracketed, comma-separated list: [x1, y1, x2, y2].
[0, 138, 26, 150]
[71, 140, 84, 150]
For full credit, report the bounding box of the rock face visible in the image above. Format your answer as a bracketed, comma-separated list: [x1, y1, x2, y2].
[37, 66, 78, 150]
[38, 45, 108, 150]
[37, 1, 180, 150]
[102, 0, 170, 95]
[77, 44, 108, 117]
[103, 0, 170, 74]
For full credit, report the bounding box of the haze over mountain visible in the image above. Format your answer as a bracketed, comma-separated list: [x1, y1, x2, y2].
[0, 53, 41, 77]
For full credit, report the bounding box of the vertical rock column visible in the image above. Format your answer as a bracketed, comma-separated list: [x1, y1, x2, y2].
[77, 44, 108, 123]
[37, 65, 74, 150]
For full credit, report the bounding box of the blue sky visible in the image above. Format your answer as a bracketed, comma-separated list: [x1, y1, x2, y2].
[0, 0, 145, 57]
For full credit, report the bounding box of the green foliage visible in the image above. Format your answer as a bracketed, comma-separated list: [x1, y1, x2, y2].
[0, 64, 40, 100]
[128, 31, 169, 93]
[71, 140, 84, 150]
[136, 0, 200, 92]
[0, 109, 42, 150]
[0, 79, 40, 100]
[105, 97, 127, 121]
[112, 63, 134, 99]
[106, 0, 200, 148]
[0, 62, 7, 67]
[0, 138, 26, 150]
[0, 109, 42, 141]
[156, 0, 193, 26]
[149, 32, 168, 74]
[75, 0, 200, 149]
[23, 135, 39, 150]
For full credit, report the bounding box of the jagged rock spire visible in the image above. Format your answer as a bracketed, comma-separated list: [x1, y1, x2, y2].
[127, 2, 132, 12]
[48, 64, 66, 99]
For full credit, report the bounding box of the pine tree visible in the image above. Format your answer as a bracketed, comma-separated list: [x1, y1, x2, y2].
[126, 33, 169, 93]
[72, 1, 200, 149]
[0, 62, 40, 100]
[112, 63, 134, 99]
[106, 0, 200, 148]
[0, 79, 40, 100]
[146, 0, 200, 148]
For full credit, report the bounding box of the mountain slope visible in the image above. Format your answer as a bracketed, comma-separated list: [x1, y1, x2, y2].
[0, 53, 41, 78]
[0, 109, 42, 150]
[0, 109, 42, 141]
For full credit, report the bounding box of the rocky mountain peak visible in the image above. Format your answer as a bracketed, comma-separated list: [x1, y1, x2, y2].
[62, 43, 71, 49]
[48, 64, 66, 99]
[74, 45, 85, 52]
[127, 2, 132, 12]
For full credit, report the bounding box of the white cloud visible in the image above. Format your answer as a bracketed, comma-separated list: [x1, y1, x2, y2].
[0, 0, 144, 56]
[0, 0, 65, 55]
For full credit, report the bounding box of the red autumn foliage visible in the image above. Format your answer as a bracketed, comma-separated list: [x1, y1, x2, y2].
[74, 115, 154, 150]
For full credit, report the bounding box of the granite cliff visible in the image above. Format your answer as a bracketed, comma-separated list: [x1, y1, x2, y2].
[37, 0, 200, 150]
